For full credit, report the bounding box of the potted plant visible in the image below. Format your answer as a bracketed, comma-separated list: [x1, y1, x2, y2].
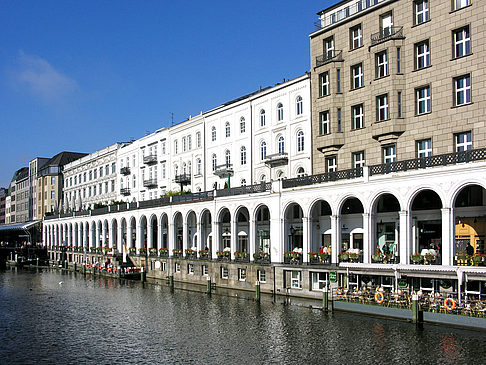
[128, 247, 136, 255]
[472, 254, 482, 266]
[96, 247, 103, 254]
[339, 252, 349, 262]
[424, 253, 437, 264]
[159, 248, 168, 256]
[149, 248, 157, 256]
[198, 249, 209, 259]
[139, 247, 147, 255]
[372, 253, 383, 263]
[172, 248, 182, 257]
[103, 246, 110, 255]
[411, 253, 423, 264]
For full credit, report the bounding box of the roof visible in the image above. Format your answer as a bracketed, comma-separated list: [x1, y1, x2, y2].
[44, 151, 88, 167]
[15, 167, 29, 182]
[0, 220, 41, 232]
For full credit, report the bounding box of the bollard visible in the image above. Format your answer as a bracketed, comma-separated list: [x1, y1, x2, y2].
[206, 276, 212, 294]
[73, 262, 77, 272]
[412, 294, 423, 324]
[117, 266, 122, 279]
[83, 264, 86, 276]
[36, 258, 39, 267]
[255, 281, 261, 302]
[92, 266, 96, 276]
[322, 290, 329, 311]
[141, 267, 146, 283]
[169, 275, 174, 289]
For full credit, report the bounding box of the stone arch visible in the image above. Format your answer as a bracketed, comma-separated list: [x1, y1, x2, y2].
[309, 199, 333, 254]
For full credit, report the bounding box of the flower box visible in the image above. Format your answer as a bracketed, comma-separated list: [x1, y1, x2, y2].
[284, 251, 302, 264]
[158, 248, 169, 257]
[198, 250, 210, 259]
[149, 248, 158, 257]
[172, 249, 182, 258]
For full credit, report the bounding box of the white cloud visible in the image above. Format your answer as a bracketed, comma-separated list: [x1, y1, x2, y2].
[14, 51, 78, 103]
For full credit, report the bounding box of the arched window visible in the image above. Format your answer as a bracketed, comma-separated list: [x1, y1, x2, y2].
[196, 158, 202, 175]
[225, 150, 231, 166]
[277, 170, 284, 179]
[225, 121, 231, 138]
[183, 162, 187, 175]
[240, 146, 247, 165]
[212, 154, 217, 171]
[260, 174, 266, 183]
[241, 179, 247, 186]
[196, 132, 201, 148]
[297, 167, 305, 177]
[132, 175, 136, 188]
[277, 103, 284, 121]
[297, 130, 304, 152]
[211, 126, 216, 142]
[296, 96, 303, 115]
[240, 117, 245, 133]
[278, 135, 285, 154]
[174, 164, 179, 176]
[260, 141, 267, 160]
[120, 178, 124, 189]
[260, 109, 266, 127]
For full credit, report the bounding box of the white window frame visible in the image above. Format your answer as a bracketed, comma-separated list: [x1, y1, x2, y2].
[296, 96, 303, 115]
[417, 138, 432, 157]
[320, 111, 330, 135]
[278, 136, 285, 154]
[325, 37, 334, 58]
[211, 126, 216, 142]
[326, 155, 337, 173]
[260, 141, 267, 160]
[290, 271, 302, 289]
[225, 122, 230, 138]
[383, 144, 396, 163]
[225, 150, 231, 166]
[188, 264, 194, 275]
[453, 0, 470, 11]
[414, 0, 429, 25]
[277, 103, 284, 121]
[297, 130, 304, 152]
[376, 51, 388, 78]
[455, 131, 472, 152]
[320, 72, 329, 97]
[240, 146, 247, 165]
[350, 24, 362, 49]
[258, 269, 266, 283]
[196, 132, 201, 148]
[352, 63, 363, 89]
[240, 117, 245, 133]
[221, 266, 229, 279]
[352, 104, 364, 129]
[453, 26, 471, 58]
[260, 109, 266, 127]
[212, 154, 217, 171]
[416, 86, 431, 115]
[353, 151, 365, 168]
[454, 74, 471, 106]
[202, 264, 208, 276]
[238, 268, 247, 281]
[311, 272, 328, 291]
[377, 94, 389, 121]
[415, 40, 430, 69]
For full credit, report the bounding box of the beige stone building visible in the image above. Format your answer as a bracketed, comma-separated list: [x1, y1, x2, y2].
[310, 0, 484, 173]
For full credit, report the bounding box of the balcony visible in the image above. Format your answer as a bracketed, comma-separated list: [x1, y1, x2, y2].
[264, 152, 288, 167]
[143, 179, 157, 188]
[316, 133, 345, 154]
[120, 167, 130, 175]
[120, 188, 131, 196]
[213, 164, 233, 177]
[315, 50, 343, 68]
[371, 119, 406, 141]
[174, 173, 191, 185]
[370, 26, 405, 47]
[143, 154, 157, 164]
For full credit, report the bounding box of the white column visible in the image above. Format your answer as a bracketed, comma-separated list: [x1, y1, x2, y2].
[271, 218, 282, 263]
[102, 223, 107, 247]
[158, 220, 164, 250]
[212, 220, 220, 259]
[147, 220, 153, 249]
[362, 213, 370, 264]
[196, 222, 202, 252]
[182, 219, 189, 252]
[168, 222, 175, 254]
[127, 224, 133, 249]
[399, 210, 410, 264]
[302, 217, 310, 263]
[331, 215, 340, 264]
[117, 221, 123, 253]
[441, 208, 453, 266]
[248, 219, 255, 261]
[89, 225, 94, 248]
[230, 219, 237, 260]
[136, 221, 142, 250]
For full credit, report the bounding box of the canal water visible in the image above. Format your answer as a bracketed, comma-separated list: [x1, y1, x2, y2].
[1, 269, 485, 364]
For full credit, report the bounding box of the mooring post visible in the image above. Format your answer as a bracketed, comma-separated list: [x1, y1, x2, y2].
[73, 262, 77, 272]
[412, 293, 423, 324]
[322, 290, 329, 311]
[117, 266, 121, 279]
[206, 276, 212, 294]
[36, 258, 39, 267]
[255, 280, 261, 302]
[169, 275, 174, 289]
[92, 265, 96, 276]
[141, 266, 146, 283]
[82, 264, 86, 276]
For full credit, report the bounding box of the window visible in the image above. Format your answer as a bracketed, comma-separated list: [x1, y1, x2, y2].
[83, 172, 87, 182]
[174, 165, 178, 177]
[162, 141, 166, 154]
[51, 191, 55, 199]
[353, 151, 365, 168]
[196, 132, 201, 148]
[212, 154, 217, 171]
[380, 12, 393, 36]
[211, 126, 216, 141]
[417, 139, 432, 157]
[453, 0, 470, 11]
[182, 137, 187, 152]
[290, 271, 302, 289]
[225, 122, 231, 138]
[336, 69, 341, 93]
[111, 162, 116, 174]
[175, 263, 181, 272]
[188, 136, 192, 150]
[188, 264, 194, 275]
[416, 86, 431, 115]
[350, 24, 362, 49]
[397, 47, 401, 73]
[94, 169, 97, 179]
[111, 180, 115, 192]
[238, 268, 247, 281]
[174, 140, 178, 154]
[196, 159, 202, 175]
[351, 63, 363, 89]
[455, 131, 472, 152]
[319, 111, 330, 135]
[376, 51, 388, 78]
[376, 94, 389, 121]
[352, 104, 364, 129]
[326, 155, 337, 172]
[105, 165, 109, 176]
[51, 177, 56, 185]
[454, 74, 471, 106]
[99, 167, 103, 177]
[398, 91, 402, 118]
[319, 72, 330, 97]
[225, 150, 231, 166]
[297, 167, 305, 177]
[260, 109, 266, 127]
[221, 266, 229, 279]
[297, 130, 304, 152]
[453, 26, 471, 58]
[414, 0, 429, 25]
[260, 141, 267, 160]
[240, 117, 245, 133]
[202, 265, 208, 276]
[383, 144, 396, 163]
[324, 36, 334, 58]
[240, 146, 247, 165]
[278, 136, 285, 154]
[258, 269, 266, 283]
[337, 108, 342, 132]
[277, 103, 284, 121]
[311, 272, 328, 291]
[296, 96, 303, 115]
[415, 40, 430, 69]
[162, 163, 166, 179]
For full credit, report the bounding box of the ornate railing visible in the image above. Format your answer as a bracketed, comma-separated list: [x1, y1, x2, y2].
[120, 167, 130, 175]
[91, 206, 109, 216]
[143, 179, 157, 188]
[172, 191, 213, 203]
[369, 148, 486, 176]
[138, 197, 170, 209]
[174, 173, 191, 184]
[120, 188, 131, 196]
[216, 182, 271, 197]
[143, 155, 157, 164]
[283, 167, 362, 189]
[315, 50, 343, 68]
[370, 26, 404, 46]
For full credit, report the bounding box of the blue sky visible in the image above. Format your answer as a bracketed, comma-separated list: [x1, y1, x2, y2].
[0, 0, 332, 188]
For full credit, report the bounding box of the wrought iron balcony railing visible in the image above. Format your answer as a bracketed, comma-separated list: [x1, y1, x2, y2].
[143, 179, 157, 188]
[120, 167, 130, 175]
[370, 26, 404, 46]
[120, 188, 131, 196]
[315, 50, 343, 68]
[143, 154, 157, 164]
[214, 164, 234, 177]
[174, 173, 191, 184]
[264, 152, 288, 167]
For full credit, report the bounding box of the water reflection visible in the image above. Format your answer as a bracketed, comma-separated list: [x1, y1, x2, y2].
[0, 268, 485, 364]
